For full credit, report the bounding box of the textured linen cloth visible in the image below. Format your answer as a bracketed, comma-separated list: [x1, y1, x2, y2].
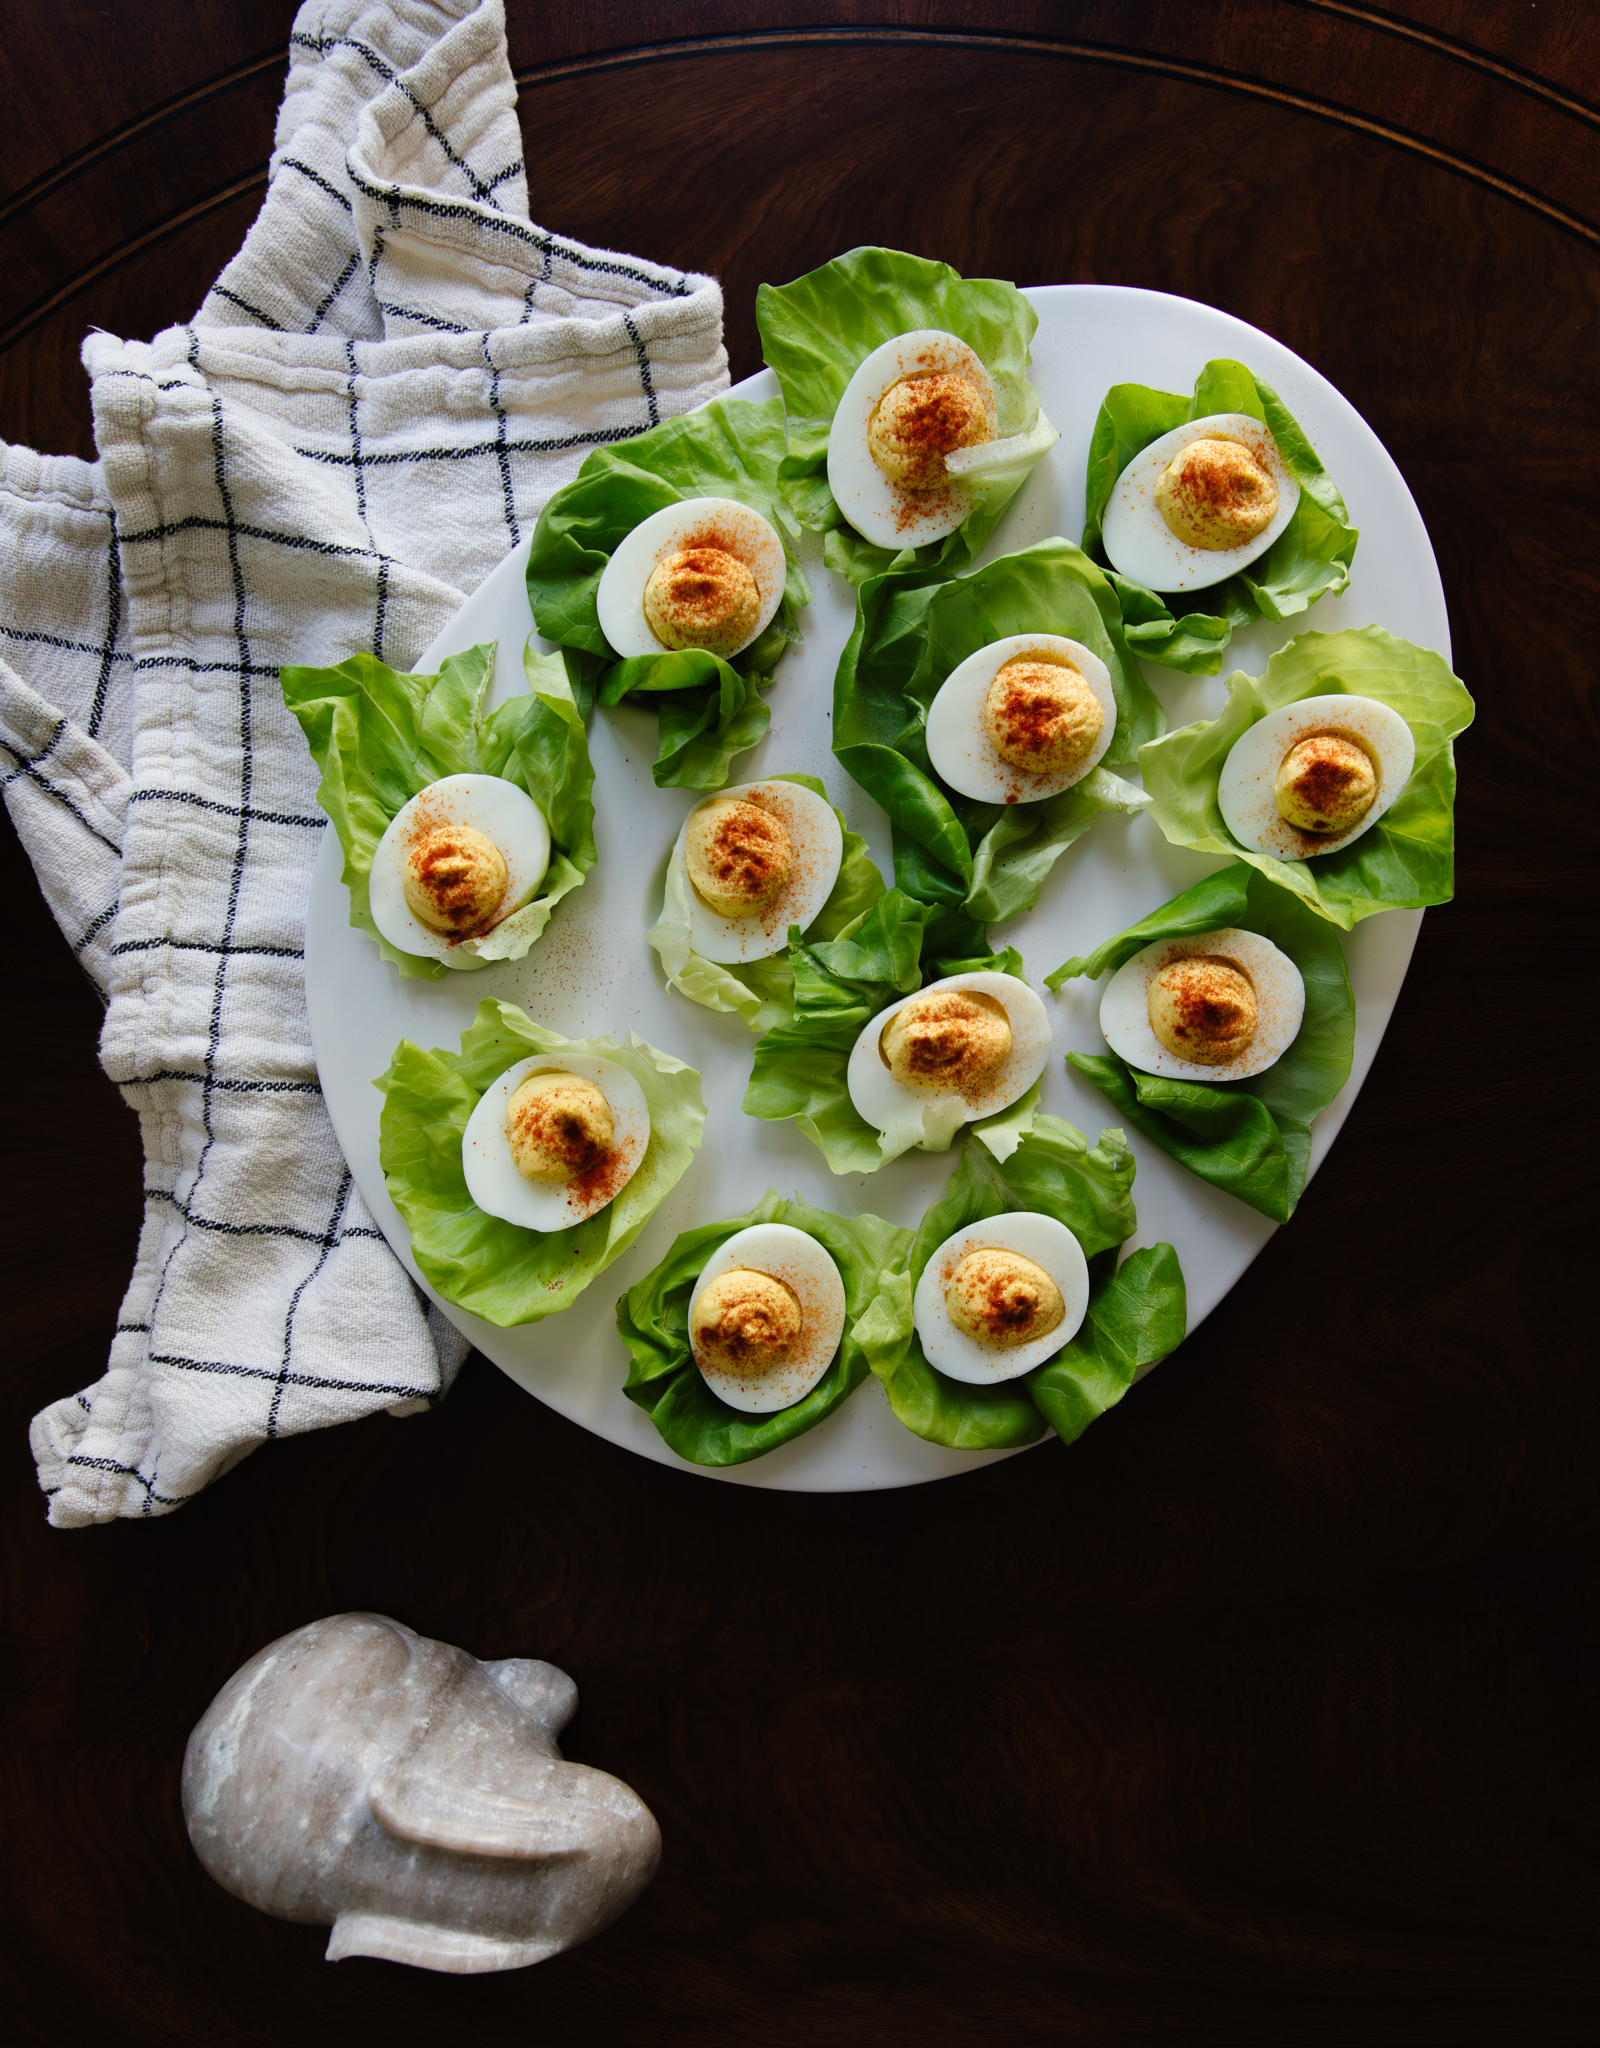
[0, 0, 727, 1525]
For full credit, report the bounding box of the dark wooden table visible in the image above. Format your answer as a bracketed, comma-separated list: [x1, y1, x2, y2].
[3, 5, 1595, 2042]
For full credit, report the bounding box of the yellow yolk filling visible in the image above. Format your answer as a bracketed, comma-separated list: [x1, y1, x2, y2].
[880, 990, 1013, 1093]
[1274, 733, 1378, 834]
[691, 1269, 803, 1373]
[867, 372, 993, 491]
[945, 1247, 1065, 1350]
[402, 824, 508, 936]
[1147, 955, 1258, 1066]
[984, 656, 1103, 776]
[684, 798, 793, 918]
[643, 546, 761, 656]
[1154, 435, 1278, 550]
[505, 1071, 615, 1185]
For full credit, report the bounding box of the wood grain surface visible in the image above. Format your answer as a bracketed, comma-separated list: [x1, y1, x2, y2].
[1, 4, 1595, 2042]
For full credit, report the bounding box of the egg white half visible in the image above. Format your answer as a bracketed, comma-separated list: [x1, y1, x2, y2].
[689, 1222, 848, 1414]
[848, 971, 1051, 1155]
[914, 1212, 1089, 1384]
[924, 632, 1117, 804]
[1101, 411, 1301, 595]
[1218, 693, 1416, 861]
[595, 496, 785, 659]
[369, 773, 551, 969]
[1100, 926, 1306, 1084]
[827, 330, 999, 552]
[461, 1053, 649, 1231]
[669, 779, 844, 965]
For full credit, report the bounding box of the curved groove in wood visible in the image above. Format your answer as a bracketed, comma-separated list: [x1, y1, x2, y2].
[0, 0, 1583, 263]
[0, 168, 268, 356]
[1, 21, 1594, 364]
[513, 29, 1600, 246]
[0, 48, 285, 232]
[1293, 0, 1600, 126]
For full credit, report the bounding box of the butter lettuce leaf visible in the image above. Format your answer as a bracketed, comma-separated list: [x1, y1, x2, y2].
[281, 641, 595, 982]
[524, 395, 810, 788]
[742, 887, 1031, 1175]
[1138, 626, 1475, 928]
[1082, 359, 1358, 673]
[833, 540, 1163, 919]
[756, 246, 1045, 586]
[1050, 862, 1355, 1222]
[647, 773, 884, 1032]
[1028, 1244, 1188, 1443]
[376, 1001, 704, 1327]
[874, 1117, 1185, 1450]
[618, 1192, 913, 1466]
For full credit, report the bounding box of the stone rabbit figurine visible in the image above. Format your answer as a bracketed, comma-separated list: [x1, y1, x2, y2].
[182, 1613, 660, 1972]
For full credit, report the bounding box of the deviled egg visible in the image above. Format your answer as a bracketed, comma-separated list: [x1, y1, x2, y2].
[688, 1222, 848, 1413]
[369, 773, 551, 968]
[595, 496, 786, 660]
[666, 778, 844, 964]
[914, 1213, 1089, 1384]
[827, 330, 1003, 552]
[848, 971, 1051, 1154]
[1218, 693, 1416, 861]
[1100, 927, 1305, 1083]
[924, 632, 1117, 804]
[1101, 412, 1300, 594]
[462, 1053, 649, 1229]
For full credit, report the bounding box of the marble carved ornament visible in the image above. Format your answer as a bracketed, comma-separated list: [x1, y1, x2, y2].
[182, 1613, 661, 1973]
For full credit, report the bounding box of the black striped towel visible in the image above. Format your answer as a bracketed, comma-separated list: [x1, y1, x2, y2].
[0, 0, 728, 1523]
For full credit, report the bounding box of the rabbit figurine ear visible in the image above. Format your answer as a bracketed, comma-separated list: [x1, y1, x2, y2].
[327, 1913, 566, 1973]
[370, 1767, 587, 1861]
[483, 1657, 578, 1738]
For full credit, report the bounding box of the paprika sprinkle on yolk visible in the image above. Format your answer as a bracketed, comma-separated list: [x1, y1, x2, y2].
[944, 1246, 1066, 1350]
[983, 657, 1104, 777]
[1274, 733, 1378, 834]
[1154, 435, 1278, 550]
[879, 989, 1013, 1093]
[504, 1071, 615, 1185]
[401, 823, 507, 936]
[684, 798, 793, 918]
[1147, 955, 1259, 1066]
[642, 544, 762, 657]
[867, 371, 994, 491]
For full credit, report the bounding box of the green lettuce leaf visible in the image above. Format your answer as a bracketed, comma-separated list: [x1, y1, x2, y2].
[376, 1001, 704, 1326]
[281, 641, 596, 982]
[742, 888, 1032, 1174]
[874, 1117, 1185, 1450]
[646, 773, 884, 1032]
[1049, 862, 1355, 1222]
[1028, 1244, 1188, 1444]
[1138, 625, 1475, 928]
[833, 540, 1163, 919]
[524, 395, 810, 788]
[618, 1192, 913, 1466]
[1082, 359, 1359, 673]
[756, 246, 1046, 586]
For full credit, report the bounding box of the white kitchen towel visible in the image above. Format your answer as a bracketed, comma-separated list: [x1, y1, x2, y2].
[0, 0, 728, 1525]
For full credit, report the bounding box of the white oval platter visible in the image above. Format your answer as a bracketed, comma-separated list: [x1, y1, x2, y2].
[306, 284, 1447, 1492]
